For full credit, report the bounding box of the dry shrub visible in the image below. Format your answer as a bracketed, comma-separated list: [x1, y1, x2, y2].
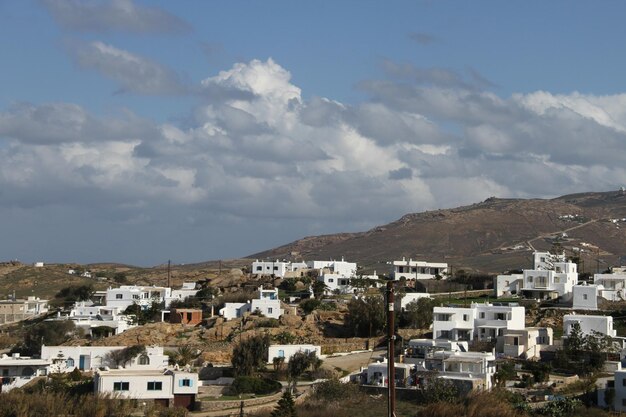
[417, 391, 524, 417]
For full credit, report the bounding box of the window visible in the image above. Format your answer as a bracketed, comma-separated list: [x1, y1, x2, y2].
[328, 279, 334, 283]
[622, 398, 626, 407]
[278, 350, 285, 358]
[268, 308, 273, 314]
[273, 266, 278, 270]
[180, 379, 192, 387]
[66, 358, 75, 368]
[527, 276, 533, 283]
[479, 312, 485, 319]
[147, 381, 162, 391]
[132, 295, 140, 299]
[113, 382, 129, 391]
[622, 378, 626, 387]
[583, 294, 588, 300]
[463, 314, 469, 321]
[139, 355, 150, 365]
[116, 294, 123, 299]
[256, 266, 262, 271]
[436, 314, 450, 321]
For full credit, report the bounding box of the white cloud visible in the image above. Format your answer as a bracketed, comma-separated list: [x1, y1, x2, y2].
[3, 58, 626, 264]
[72, 41, 186, 95]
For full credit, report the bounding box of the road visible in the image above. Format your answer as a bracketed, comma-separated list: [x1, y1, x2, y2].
[322, 349, 386, 374]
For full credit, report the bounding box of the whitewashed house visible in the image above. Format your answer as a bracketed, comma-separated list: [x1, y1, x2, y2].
[502, 327, 553, 360]
[563, 314, 616, 338]
[252, 260, 308, 278]
[220, 286, 283, 320]
[40, 345, 169, 373]
[364, 360, 413, 387]
[390, 258, 448, 280]
[106, 286, 172, 310]
[46, 301, 136, 337]
[94, 369, 198, 410]
[267, 344, 322, 364]
[168, 282, 199, 304]
[433, 303, 525, 342]
[521, 252, 578, 300]
[572, 284, 599, 310]
[308, 259, 357, 294]
[403, 339, 469, 368]
[594, 272, 626, 301]
[495, 274, 523, 298]
[423, 350, 497, 391]
[0, 353, 50, 391]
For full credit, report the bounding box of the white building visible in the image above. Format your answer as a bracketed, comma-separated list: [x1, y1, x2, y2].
[433, 303, 525, 342]
[502, 327, 553, 360]
[0, 353, 50, 391]
[572, 284, 599, 310]
[105, 283, 198, 311]
[403, 339, 468, 368]
[390, 258, 448, 280]
[94, 369, 198, 410]
[307, 259, 358, 294]
[521, 252, 578, 300]
[47, 301, 136, 337]
[40, 345, 169, 373]
[0, 296, 49, 325]
[563, 314, 616, 338]
[423, 350, 497, 391]
[252, 260, 308, 278]
[169, 282, 199, 304]
[364, 360, 413, 387]
[220, 287, 283, 320]
[594, 272, 626, 301]
[395, 292, 431, 312]
[267, 344, 322, 364]
[495, 274, 523, 298]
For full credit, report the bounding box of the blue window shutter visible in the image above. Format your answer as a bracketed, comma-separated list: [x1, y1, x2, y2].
[179, 379, 183, 387]
[190, 379, 193, 387]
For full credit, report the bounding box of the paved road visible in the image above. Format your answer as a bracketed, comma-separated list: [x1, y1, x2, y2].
[322, 349, 386, 374]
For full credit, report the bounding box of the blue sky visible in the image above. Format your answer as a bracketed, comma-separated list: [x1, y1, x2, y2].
[2, 1, 626, 266]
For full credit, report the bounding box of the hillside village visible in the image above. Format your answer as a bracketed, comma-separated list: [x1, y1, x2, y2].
[2, 248, 626, 416]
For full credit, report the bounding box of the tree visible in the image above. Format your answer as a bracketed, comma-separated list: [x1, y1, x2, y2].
[104, 345, 146, 368]
[166, 345, 201, 367]
[55, 285, 94, 303]
[400, 298, 437, 329]
[287, 351, 319, 388]
[271, 390, 297, 417]
[346, 296, 385, 337]
[311, 280, 328, 299]
[299, 299, 320, 314]
[231, 334, 271, 376]
[19, 321, 76, 356]
[423, 374, 458, 403]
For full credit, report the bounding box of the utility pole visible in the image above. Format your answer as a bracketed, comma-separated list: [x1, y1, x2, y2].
[167, 260, 171, 288]
[386, 281, 396, 417]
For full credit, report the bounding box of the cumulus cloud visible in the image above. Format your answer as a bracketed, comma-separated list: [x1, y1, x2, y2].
[71, 41, 186, 94]
[41, 0, 191, 34]
[3, 57, 626, 264]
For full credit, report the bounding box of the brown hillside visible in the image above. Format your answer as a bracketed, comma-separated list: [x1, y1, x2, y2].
[251, 190, 626, 273]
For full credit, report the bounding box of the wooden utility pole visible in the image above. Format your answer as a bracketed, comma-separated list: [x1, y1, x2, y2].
[167, 260, 171, 288]
[386, 281, 396, 417]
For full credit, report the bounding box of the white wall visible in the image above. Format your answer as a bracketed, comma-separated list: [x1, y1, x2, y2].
[267, 344, 322, 363]
[563, 314, 616, 337]
[572, 285, 598, 310]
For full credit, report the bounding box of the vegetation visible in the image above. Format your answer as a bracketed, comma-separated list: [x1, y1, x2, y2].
[555, 322, 617, 375]
[399, 297, 437, 329]
[14, 320, 77, 356]
[346, 295, 385, 337]
[54, 284, 94, 304]
[287, 351, 322, 388]
[231, 376, 282, 395]
[103, 345, 146, 368]
[166, 345, 202, 367]
[231, 334, 271, 376]
[123, 301, 163, 325]
[271, 390, 297, 417]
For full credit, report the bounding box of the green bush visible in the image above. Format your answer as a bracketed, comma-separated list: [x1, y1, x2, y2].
[257, 318, 280, 328]
[231, 376, 282, 395]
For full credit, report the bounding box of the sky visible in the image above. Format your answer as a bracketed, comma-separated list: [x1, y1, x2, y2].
[2, 1, 626, 266]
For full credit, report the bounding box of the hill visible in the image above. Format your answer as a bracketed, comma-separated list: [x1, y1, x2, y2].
[251, 190, 626, 273]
